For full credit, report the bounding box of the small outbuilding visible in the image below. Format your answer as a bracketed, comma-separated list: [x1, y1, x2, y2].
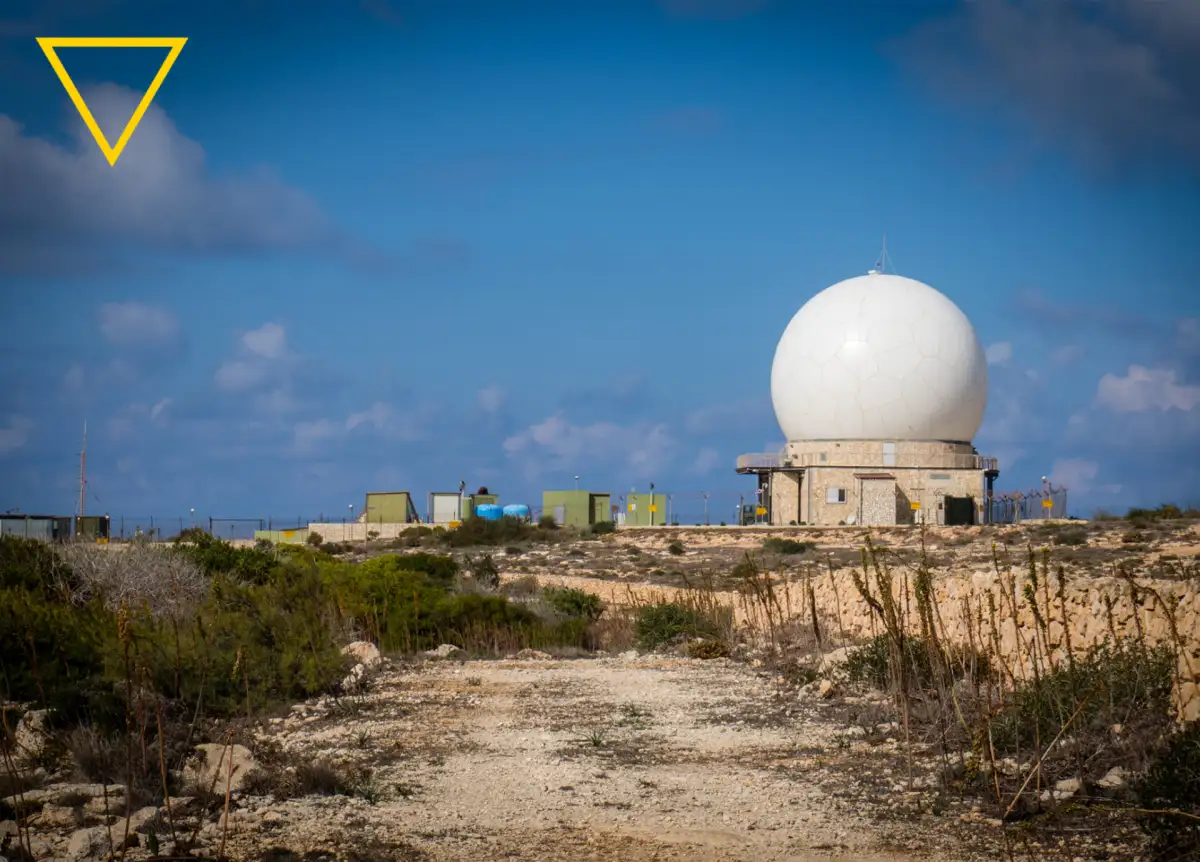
[363, 491, 420, 525]
[0, 514, 72, 542]
[542, 490, 612, 528]
[625, 493, 667, 526]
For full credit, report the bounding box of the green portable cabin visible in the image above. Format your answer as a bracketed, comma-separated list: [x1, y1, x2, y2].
[363, 491, 419, 524]
[74, 515, 111, 541]
[253, 528, 311, 545]
[542, 490, 611, 528]
[626, 493, 667, 526]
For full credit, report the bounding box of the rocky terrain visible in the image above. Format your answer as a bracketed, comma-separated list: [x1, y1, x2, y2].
[3, 517, 1197, 861]
[1, 650, 1018, 862]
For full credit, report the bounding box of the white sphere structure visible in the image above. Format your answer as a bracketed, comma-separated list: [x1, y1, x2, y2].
[770, 272, 988, 442]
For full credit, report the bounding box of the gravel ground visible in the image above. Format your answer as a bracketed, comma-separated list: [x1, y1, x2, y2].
[226, 654, 962, 862]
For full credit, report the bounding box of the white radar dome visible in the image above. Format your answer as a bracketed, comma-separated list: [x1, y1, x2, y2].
[770, 272, 988, 442]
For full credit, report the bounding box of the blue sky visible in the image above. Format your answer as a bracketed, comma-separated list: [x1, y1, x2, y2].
[1, 0, 1197, 526]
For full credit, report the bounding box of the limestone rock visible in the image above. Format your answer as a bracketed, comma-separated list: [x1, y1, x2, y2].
[818, 679, 838, 699]
[67, 825, 133, 860]
[819, 647, 853, 671]
[341, 641, 381, 667]
[424, 644, 465, 659]
[1040, 776, 1081, 803]
[1096, 766, 1128, 792]
[515, 649, 552, 661]
[341, 662, 371, 693]
[182, 743, 259, 794]
[14, 709, 51, 764]
[34, 802, 80, 828]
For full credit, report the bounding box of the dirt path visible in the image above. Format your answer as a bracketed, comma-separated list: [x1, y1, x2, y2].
[230, 654, 951, 862]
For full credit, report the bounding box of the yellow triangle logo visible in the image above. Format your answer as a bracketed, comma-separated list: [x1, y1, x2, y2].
[36, 37, 188, 167]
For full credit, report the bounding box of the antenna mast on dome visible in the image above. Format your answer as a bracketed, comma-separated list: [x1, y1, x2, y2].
[870, 233, 896, 276]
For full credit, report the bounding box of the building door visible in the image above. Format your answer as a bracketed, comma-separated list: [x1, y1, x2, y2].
[944, 496, 975, 526]
[554, 505, 566, 526]
[431, 494, 460, 524]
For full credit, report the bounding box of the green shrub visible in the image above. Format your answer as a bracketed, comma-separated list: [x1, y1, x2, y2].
[667, 540, 685, 556]
[990, 642, 1176, 752]
[543, 586, 605, 622]
[1135, 721, 1200, 860]
[441, 516, 538, 548]
[1051, 527, 1088, 546]
[468, 553, 500, 590]
[174, 530, 277, 584]
[762, 537, 816, 555]
[843, 634, 989, 692]
[0, 538, 121, 725]
[635, 601, 723, 650]
[589, 520, 616, 536]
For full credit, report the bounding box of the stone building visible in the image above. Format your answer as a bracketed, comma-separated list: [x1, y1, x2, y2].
[738, 269, 1000, 526]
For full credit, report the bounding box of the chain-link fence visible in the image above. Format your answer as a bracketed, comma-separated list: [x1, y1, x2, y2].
[987, 486, 1069, 524]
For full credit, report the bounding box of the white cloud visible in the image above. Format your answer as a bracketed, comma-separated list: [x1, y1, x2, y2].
[683, 396, 773, 435]
[0, 416, 33, 455]
[1049, 458, 1124, 499]
[346, 402, 392, 432]
[1050, 458, 1098, 493]
[477, 385, 507, 414]
[63, 363, 85, 391]
[105, 400, 171, 440]
[0, 84, 342, 274]
[1095, 365, 1200, 413]
[345, 402, 435, 441]
[985, 341, 1013, 366]
[214, 322, 294, 393]
[293, 418, 340, 453]
[689, 447, 722, 476]
[242, 322, 287, 359]
[98, 302, 180, 346]
[503, 413, 675, 476]
[214, 359, 269, 392]
[1050, 344, 1084, 365]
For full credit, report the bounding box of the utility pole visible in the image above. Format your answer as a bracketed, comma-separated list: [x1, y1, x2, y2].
[77, 421, 88, 518]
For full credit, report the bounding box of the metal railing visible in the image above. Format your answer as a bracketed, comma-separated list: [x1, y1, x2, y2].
[736, 452, 784, 471]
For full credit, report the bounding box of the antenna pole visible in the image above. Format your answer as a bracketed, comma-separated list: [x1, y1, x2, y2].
[78, 421, 87, 518]
[881, 232, 888, 273]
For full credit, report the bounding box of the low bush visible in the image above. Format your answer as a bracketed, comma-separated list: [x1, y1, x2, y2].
[634, 601, 726, 650]
[440, 516, 541, 548]
[988, 642, 1176, 753]
[543, 586, 605, 622]
[842, 634, 990, 692]
[762, 537, 816, 555]
[1051, 526, 1088, 547]
[589, 520, 617, 536]
[667, 540, 685, 556]
[1135, 721, 1200, 860]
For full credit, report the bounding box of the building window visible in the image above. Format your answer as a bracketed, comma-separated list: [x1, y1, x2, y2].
[826, 487, 846, 504]
[930, 473, 951, 481]
[819, 452, 828, 463]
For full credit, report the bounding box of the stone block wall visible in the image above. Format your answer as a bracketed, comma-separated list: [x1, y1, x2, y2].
[306, 522, 412, 542]
[799, 466, 984, 526]
[785, 438, 980, 469]
[757, 566, 1200, 722]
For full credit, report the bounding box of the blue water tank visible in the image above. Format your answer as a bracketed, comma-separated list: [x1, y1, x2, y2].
[475, 504, 504, 521]
[502, 504, 530, 520]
